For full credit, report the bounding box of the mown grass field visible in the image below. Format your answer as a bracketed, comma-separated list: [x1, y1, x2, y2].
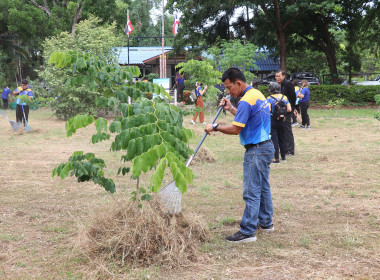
[0, 107, 379, 279]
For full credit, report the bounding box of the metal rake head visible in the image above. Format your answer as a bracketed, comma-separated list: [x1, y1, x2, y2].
[24, 123, 31, 133]
[159, 180, 182, 214]
[11, 121, 22, 132]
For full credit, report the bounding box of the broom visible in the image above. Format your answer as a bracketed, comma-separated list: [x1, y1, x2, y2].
[21, 105, 31, 133]
[0, 109, 22, 131]
[159, 96, 230, 214]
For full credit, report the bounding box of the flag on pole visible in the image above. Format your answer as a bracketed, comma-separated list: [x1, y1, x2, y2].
[172, 14, 179, 35]
[125, 14, 133, 36]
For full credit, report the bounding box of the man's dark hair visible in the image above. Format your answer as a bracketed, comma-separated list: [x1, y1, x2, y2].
[21, 79, 29, 84]
[275, 70, 286, 76]
[7, 84, 11, 88]
[222, 68, 246, 83]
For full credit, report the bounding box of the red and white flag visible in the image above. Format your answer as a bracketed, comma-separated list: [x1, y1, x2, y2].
[172, 14, 179, 35]
[125, 15, 133, 36]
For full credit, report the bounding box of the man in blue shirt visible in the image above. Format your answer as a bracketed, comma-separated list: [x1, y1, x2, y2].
[175, 73, 185, 102]
[2, 84, 12, 109]
[13, 79, 33, 125]
[205, 68, 275, 243]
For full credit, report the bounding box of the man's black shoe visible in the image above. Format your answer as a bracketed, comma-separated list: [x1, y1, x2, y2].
[258, 224, 275, 232]
[225, 231, 257, 243]
[286, 152, 295, 156]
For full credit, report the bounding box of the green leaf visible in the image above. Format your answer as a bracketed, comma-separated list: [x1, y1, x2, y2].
[132, 155, 144, 178]
[150, 158, 166, 193]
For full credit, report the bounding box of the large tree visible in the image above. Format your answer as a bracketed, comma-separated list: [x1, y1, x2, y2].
[0, 0, 131, 83]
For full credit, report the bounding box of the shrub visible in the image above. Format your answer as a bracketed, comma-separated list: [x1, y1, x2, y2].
[308, 85, 380, 103]
[258, 84, 380, 104]
[183, 91, 194, 105]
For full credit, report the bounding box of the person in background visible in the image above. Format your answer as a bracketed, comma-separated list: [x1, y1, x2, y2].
[341, 78, 349, 86]
[191, 82, 207, 125]
[205, 68, 274, 243]
[13, 79, 33, 125]
[275, 70, 296, 156]
[297, 79, 311, 130]
[267, 82, 291, 164]
[176, 73, 185, 102]
[2, 84, 12, 109]
[291, 79, 300, 127]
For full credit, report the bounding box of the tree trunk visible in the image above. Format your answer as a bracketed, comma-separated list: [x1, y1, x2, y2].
[322, 24, 339, 84]
[71, 4, 83, 36]
[324, 49, 339, 84]
[278, 32, 287, 73]
[274, 1, 287, 73]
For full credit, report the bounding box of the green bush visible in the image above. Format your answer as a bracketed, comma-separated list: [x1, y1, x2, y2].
[183, 91, 194, 105]
[309, 85, 380, 103]
[258, 84, 380, 104]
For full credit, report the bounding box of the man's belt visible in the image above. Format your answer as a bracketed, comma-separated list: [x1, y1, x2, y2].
[244, 139, 272, 150]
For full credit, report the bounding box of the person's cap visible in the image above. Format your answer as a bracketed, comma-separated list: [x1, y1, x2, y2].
[269, 82, 280, 93]
[21, 79, 29, 84]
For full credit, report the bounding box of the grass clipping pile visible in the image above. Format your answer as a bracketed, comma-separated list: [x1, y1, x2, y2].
[79, 199, 209, 269]
[191, 146, 216, 164]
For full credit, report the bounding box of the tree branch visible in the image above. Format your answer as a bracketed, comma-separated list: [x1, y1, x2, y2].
[283, 7, 303, 30]
[71, 3, 83, 36]
[29, 0, 51, 16]
[260, 4, 276, 30]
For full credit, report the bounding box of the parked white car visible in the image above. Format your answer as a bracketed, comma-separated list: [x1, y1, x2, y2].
[356, 76, 380, 85]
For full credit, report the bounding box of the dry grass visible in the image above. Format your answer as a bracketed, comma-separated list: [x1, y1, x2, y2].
[77, 199, 208, 278]
[0, 107, 379, 279]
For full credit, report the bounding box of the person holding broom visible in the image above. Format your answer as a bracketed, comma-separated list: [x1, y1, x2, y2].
[205, 68, 274, 243]
[13, 79, 33, 126]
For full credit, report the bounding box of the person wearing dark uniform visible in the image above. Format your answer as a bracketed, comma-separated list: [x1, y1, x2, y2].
[176, 73, 185, 102]
[275, 70, 296, 156]
[267, 82, 291, 163]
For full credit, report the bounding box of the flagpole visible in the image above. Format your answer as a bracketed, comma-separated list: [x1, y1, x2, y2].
[127, 10, 130, 66]
[127, 9, 131, 105]
[118, 9, 129, 61]
[161, 0, 165, 79]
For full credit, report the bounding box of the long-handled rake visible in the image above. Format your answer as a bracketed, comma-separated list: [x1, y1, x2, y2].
[21, 105, 31, 133]
[0, 109, 22, 131]
[159, 96, 230, 214]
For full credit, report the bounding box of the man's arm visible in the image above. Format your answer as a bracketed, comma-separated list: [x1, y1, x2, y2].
[285, 82, 296, 108]
[205, 123, 242, 135]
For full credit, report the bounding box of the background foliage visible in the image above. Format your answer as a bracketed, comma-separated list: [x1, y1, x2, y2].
[39, 16, 119, 119]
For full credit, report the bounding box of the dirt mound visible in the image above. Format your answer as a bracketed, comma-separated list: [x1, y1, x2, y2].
[78, 199, 209, 272]
[192, 146, 216, 163]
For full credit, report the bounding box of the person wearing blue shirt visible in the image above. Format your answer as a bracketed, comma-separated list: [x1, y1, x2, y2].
[175, 73, 185, 102]
[297, 79, 311, 129]
[267, 82, 292, 163]
[2, 85, 12, 109]
[205, 68, 275, 243]
[13, 79, 33, 126]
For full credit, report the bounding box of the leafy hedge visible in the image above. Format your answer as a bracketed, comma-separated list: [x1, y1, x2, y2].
[258, 85, 380, 103]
